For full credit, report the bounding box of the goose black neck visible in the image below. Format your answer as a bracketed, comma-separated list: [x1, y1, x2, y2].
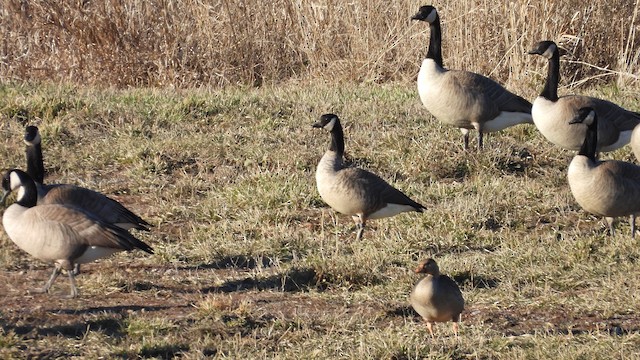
[578, 121, 598, 161]
[16, 176, 38, 208]
[25, 143, 45, 184]
[426, 17, 444, 67]
[329, 122, 345, 155]
[541, 50, 560, 101]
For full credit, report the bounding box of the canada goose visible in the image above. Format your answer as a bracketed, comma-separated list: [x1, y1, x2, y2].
[23, 125, 151, 232]
[410, 258, 464, 337]
[528, 41, 640, 151]
[1, 169, 154, 298]
[567, 107, 640, 238]
[312, 114, 425, 241]
[411, 5, 533, 150]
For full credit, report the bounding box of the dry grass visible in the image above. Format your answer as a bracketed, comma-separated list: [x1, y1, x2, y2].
[1, 82, 640, 358]
[1, 0, 639, 88]
[1, 0, 640, 358]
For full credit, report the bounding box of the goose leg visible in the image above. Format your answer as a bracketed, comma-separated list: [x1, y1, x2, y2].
[631, 215, 636, 239]
[460, 128, 470, 150]
[31, 266, 62, 294]
[472, 122, 484, 150]
[65, 270, 79, 299]
[425, 320, 435, 338]
[605, 217, 615, 236]
[352, 215, 366, 241]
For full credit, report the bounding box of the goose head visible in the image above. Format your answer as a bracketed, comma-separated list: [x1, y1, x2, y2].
[312, 113, 341, 133]
[411, 5, 438, 23]
[528, 40, 558, 59]
[24, 125, 41, 146]
[1, 169, 37, 207]
[569, 107, 598, 159]
[415, 258, 441, 276]
[569, 107, 597, 128]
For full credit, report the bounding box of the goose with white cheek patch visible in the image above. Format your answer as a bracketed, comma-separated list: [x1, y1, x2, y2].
[412, 5, 533, 150]
[528, 41, 640, 151]
[567, 108, 640, 238]
[410, 258, 464, 337]
[1, 169, 154, 298]
[313, 114, 425, 241]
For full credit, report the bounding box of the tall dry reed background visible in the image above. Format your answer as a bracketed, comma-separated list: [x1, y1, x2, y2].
[1, 0, 639, 88]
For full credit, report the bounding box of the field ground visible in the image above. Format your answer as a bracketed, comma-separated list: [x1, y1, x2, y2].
[1, 82, 640, 358]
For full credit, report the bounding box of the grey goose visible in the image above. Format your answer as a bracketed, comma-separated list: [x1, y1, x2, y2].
[528, 41, 640, 151]
[313, 114, 425, 241]
[412, 5, 533, 150]
[567, 108, 640, 238]
[410, 258, 464, 337]
[1, 169, 154, 298]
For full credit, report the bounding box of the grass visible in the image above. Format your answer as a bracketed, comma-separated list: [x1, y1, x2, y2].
[1, 81, 640, 358]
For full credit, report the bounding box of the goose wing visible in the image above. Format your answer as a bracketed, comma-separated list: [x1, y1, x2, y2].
[343, 168, 425, 211]
[41, 184, 151, 231]
[25, 204, 154, 254]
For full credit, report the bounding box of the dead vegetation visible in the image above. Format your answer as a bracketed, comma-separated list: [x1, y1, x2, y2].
[1, 0, 639, 88]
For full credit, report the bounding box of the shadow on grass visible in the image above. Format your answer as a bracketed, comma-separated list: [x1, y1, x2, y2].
[6, 317, 125, 338]
[387, 304, 420, 319]
[201, 268, 317, 293]
[2, 303, 191, 341]
[453, 271, 499, 289]
[178, 255, 279, 271]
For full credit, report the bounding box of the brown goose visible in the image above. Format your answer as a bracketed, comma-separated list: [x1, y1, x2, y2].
[567, 108, 640, 238]
[313, 114, 425, 241]
[528, 41, 640, 151]
[1, 169, 154, 298]
[412, 5, 533, 150]
[410, 258, 464, 337]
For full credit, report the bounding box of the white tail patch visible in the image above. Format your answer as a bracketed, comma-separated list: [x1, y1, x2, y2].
[482, 112, 534, 132]
[600, 129, 633, 152]
[368, 203, 418, 220]
[75, 246, 121, 264]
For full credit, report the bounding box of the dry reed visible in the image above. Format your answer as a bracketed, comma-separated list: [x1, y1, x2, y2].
[0, 0, 638, 88]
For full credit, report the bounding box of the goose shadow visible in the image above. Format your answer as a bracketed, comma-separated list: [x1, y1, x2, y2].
[453, 271, 500, 289]
[201, 268, 317, 293]
[177, 255, 279, 271]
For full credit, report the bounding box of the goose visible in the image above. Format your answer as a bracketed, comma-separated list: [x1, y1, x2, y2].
[411, 5, 533, 150]
[410, 258, 464, 337]
[567, 107, 640, 238]
[1, 169, 154, 298]
[23, 125, 151, 232]
[528, 40, 640, 151]
[312, 114, 425, 241]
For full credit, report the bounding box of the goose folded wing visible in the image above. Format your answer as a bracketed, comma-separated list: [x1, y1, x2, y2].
[41, 185, 151, 230]
[28, 204, 153, 254]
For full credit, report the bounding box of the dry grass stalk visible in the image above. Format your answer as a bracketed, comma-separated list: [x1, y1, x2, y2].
[0, 0, 639, 88]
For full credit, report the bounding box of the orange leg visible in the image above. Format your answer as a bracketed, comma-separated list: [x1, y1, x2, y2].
[425, 320, 434, 337]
